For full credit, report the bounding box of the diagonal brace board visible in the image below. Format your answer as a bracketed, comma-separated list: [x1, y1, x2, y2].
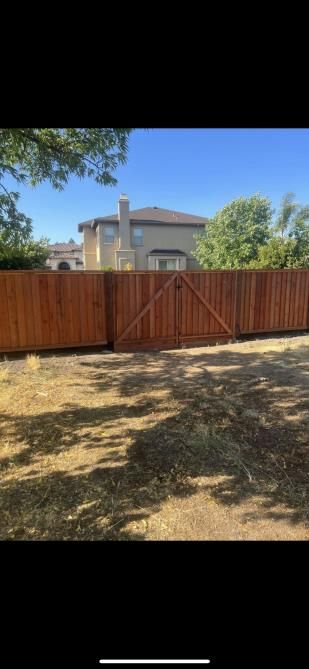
[181, 273, 233, 335]
[116, 272, 178, 343]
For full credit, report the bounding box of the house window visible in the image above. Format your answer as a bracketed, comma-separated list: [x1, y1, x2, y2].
[104, 226, 115, 244]
[133, 227, 144, 246]
[58, 261, 70, 270]
[158, 259, 177, 270]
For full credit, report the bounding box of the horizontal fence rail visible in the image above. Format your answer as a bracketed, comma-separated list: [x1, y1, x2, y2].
[0, 269, 308, 353]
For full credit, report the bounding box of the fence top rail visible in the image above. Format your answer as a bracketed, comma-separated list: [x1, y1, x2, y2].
[0, 270, 108, 275]
[112, 268, 309, 275]
[0, 268, 308, 275]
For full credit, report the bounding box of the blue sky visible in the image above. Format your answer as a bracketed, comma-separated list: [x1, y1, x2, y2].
[3, 128, 309, 243]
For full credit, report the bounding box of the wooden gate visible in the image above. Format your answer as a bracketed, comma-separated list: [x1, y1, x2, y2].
[113, 271, 237, 351]
[113, 272, 179, 352]
[178, 271, 236, 346]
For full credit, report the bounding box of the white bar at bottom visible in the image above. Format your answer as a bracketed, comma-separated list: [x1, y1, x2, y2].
[99, 661, 210, 665]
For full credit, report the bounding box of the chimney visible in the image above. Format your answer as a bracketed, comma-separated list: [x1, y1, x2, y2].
[118, 193, 131, 249]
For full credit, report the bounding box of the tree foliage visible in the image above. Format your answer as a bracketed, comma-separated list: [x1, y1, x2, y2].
[194, 195, 272, 269]
[0, 238, 50, 270]
[251, 193, 309, 268]
[0, 128, 133, 269]
[194, 192, 309, 270]
[0, 190, 49, 269]
[274, 192, 299, 238]
[0, 128, 133, 190]
[249, 237, 299, 269]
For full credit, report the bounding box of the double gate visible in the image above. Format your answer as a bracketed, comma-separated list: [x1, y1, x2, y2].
[113, 271, 236, 352]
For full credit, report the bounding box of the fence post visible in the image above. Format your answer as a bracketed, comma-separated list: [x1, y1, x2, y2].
[105, 271, 114, 345]
[232, 270, 241, 340]
[176, 271, 180, 347]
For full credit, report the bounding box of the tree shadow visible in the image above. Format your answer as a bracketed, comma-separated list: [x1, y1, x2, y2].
[0, 338, 308, 539]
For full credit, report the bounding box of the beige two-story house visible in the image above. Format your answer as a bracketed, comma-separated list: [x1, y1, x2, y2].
[78, 194, 207, 270]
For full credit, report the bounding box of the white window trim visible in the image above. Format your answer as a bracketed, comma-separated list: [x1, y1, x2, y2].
[132, 227, 144, 246]
[155, 256, 181, 270]
[104, 225, 115, 245]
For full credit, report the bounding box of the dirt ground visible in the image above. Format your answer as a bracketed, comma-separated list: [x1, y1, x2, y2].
[0, 333, 308, 540]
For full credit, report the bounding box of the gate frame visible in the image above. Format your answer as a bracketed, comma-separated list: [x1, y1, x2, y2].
[113, 271, 179, 352]
[113, 270, 238, 352]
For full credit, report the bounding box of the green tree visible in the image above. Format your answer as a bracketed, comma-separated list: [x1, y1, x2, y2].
[288, 205, 309, 265]
[0, 238, 50, 270]
[249, 237, 299, 269]
[0, 128, 133, 269]
[274, 192, 299, 238]
[0, 190, 49, 268]
[194, 194, 272, 269]
[68, 237, 76, 244]
[252, 193, 309, 268]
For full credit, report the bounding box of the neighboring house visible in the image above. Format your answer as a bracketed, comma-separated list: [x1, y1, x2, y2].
[46, 243, 84, 270]
[78, 194, 207, 271]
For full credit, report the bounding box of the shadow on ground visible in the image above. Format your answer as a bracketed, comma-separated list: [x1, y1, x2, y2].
[0, 339, 308, 539]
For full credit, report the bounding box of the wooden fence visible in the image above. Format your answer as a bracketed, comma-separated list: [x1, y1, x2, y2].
[0, 269, 308, 353]
[237, 270, 309, 334]
[0, 271, 109, 352]
[113, 269, 309, 351]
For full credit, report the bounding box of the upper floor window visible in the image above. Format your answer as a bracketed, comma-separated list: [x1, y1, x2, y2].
[133, 227, 144, 246]
[104, 226, 115, 244]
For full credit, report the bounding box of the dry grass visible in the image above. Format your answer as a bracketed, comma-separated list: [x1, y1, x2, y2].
[0, 333, 308, 540]
[0, 367, 9, 383]
[25, 353, 41, 371]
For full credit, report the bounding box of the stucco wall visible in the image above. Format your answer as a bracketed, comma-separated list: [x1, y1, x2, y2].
[47, 258, 76, 270]
[115, 249, 136, 270]
[94, 224, 118, 268]
[83, 227, 97, 270]
[131, 223, 202, 270]
[94, 222, 203, 270]
[99, 241, 118, 268]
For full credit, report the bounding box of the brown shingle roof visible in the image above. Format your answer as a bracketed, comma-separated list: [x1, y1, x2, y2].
[78, 207, 207, 231]
[48, 243, 82, 252]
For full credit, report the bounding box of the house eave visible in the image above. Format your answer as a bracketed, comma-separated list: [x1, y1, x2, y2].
[84, 219, 206, 229]
[77, 220, 94, 233]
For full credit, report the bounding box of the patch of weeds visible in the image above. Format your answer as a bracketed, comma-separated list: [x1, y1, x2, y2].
[190, 424, 230, 454]
[190, 424, 254, 481]
[25, 354, 41, 371]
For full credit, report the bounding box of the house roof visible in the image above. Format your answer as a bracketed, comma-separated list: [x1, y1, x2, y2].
[48, 243, 82, 252]
[78, 207, 208, 232]
[148, 249, 187, 256]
